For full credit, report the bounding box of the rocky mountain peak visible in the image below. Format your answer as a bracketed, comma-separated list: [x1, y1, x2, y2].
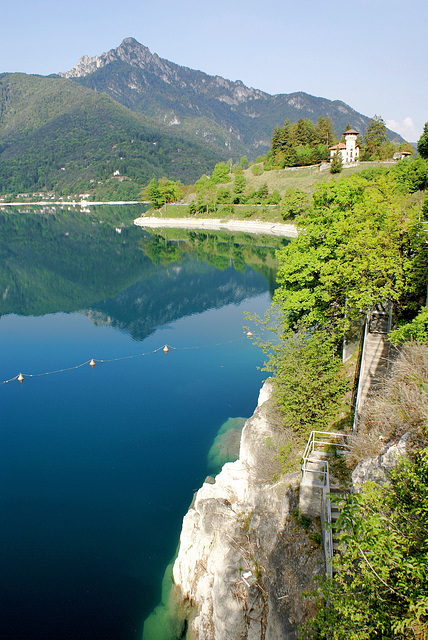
[59, 37, 157, 78]
[56, 37, 400, 157]
[58, 37, 265, 102]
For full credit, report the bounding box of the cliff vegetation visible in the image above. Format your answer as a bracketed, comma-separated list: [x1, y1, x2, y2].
[254, 126, 428, 639]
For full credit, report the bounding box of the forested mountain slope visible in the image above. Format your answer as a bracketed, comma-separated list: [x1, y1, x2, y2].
[0, 73, 223, 196]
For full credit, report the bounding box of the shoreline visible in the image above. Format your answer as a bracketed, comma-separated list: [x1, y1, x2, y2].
[134, 216, 298, 237]
[0, 200, 145, 206]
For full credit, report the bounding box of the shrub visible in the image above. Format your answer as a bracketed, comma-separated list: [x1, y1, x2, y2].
[251, 164, 264, 176]
[269, 330, 349, 438]
[305, 449, 428, 640]
[330, 151, 342, 174]
[281, 187, 310, 220]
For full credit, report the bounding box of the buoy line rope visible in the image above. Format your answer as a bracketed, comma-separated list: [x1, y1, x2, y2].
[2, 333, 253, 385]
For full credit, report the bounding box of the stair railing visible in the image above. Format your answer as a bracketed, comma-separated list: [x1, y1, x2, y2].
[301, 431, 350, 577]
[321, 461, 334, 578]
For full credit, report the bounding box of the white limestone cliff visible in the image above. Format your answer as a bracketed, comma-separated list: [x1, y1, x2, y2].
[172, 379, 325, 639]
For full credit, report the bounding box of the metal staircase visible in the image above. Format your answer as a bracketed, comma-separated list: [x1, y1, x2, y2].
[300, 431, 350, 577]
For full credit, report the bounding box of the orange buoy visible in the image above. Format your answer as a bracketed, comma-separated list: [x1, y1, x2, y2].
[163, 345, 169, 354]
[89, 359, 96, 368]
[17, 373, 24, 383]
[246, 331, 253, 337]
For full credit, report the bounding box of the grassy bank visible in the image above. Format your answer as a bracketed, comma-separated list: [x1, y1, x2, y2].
[149, 202, 283, 222]
[148, 161, 395, 222]
[242, 160, 393, 193]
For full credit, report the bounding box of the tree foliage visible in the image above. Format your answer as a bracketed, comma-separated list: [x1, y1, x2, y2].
[305, 448, 428, 640]
[281, 187, 311, 220]
[418, 122, 428, 160]
[143, 178, 183, 208]
[269, 116, 337, 168]
[389, 307, 428, 345]
[274, 172, 426, 334]
[268, 330, 349, 438]
[233, 174, 247, 203]
[361, 115, 395, 160]
[211, 162, 231, 184]
[330, 151, 342, 174]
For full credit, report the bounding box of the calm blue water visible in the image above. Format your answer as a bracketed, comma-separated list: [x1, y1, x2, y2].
[0, 214, 281, 640]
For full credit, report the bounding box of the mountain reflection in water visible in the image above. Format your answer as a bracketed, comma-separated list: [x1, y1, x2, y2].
[0, 209, 286, 332]
[0, 209, 287, 640]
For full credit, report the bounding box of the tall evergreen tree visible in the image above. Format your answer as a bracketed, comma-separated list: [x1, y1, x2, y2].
[293, 119, 316, 146]
[417, 121, 428, 159]
[363, 115, 387, 158]
[316, 115, 337, 147]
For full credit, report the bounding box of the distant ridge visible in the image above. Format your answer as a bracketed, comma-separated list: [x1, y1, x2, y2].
[61, 37, 403, 157]
[0, 72, 223, 196]
[0, 39, 404, 197]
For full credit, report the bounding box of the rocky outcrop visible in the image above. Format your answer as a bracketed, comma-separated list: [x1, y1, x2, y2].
[351, 433, 409, 491]
[173, 380, 325, 639]
[59, 37, 266, 105]
[58, 37, 400, 161]
[59, 37, 158, 78]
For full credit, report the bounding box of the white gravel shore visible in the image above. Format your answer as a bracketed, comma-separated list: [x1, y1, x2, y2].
[134, 216, 298, 237]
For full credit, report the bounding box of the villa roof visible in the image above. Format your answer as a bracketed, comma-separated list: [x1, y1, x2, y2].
[329, 142, 346, 150]
[344, 128, 359, 135]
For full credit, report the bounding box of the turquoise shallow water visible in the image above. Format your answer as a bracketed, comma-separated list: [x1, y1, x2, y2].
[0, 213, 282, 639]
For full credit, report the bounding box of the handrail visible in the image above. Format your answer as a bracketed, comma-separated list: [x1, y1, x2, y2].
[323, 461, 333, 578]
[301, 430, 350, 577]
[301, 431, 350, 477]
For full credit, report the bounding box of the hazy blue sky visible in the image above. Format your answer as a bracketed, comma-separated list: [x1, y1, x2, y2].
[2, 0, 426, 141]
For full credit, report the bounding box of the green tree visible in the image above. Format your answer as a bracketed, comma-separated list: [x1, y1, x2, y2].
[271, 126, 283, 155]
[211, 162, 231, 184]
[292, 119, 317, 146]
[389, 307, 428, 344]
[270, 120, 292, 166]
[305, 448, 428, 640]
[195, 174, 214, 193]
[330, 150, 342, 174]
[398, 141, 415, 154]
[144, 177, 181, 208]
[274, 174, 426, 334]
[281, 188, 310, 220]
[233, 174, 247, 203]
[216, 187, 232, 203]
[418, 122, 428, 159]
[257, 182, 269, 201]
[363, 115, 388, 159]
[158, 177, 180, 204]
[315, 116, 337, 148]
[270, 118, 335, 168]
[144, 178, 162, 208]
[267, 189, 281, 205]
[389, 156, 428, 193]
[268, 330, 348, 438]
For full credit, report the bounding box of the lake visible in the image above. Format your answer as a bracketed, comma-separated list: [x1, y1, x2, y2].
[0, 205, 287, 639]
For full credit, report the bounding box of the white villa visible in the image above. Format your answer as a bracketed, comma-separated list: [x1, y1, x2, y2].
[329, 128, 360, 164]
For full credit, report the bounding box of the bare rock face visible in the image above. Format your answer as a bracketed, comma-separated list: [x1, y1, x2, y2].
[173, 380, 325, 639]
[59, 37, 266, 104]
[60, 38, 157, 78]
[351, 433, 409, 491]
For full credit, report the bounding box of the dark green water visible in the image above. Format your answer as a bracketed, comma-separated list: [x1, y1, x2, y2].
[0, 207, 287, 639]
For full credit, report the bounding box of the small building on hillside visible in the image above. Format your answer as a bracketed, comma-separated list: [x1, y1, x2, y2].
[393, 150, 412, 161]
[329, 128, 360, 164]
